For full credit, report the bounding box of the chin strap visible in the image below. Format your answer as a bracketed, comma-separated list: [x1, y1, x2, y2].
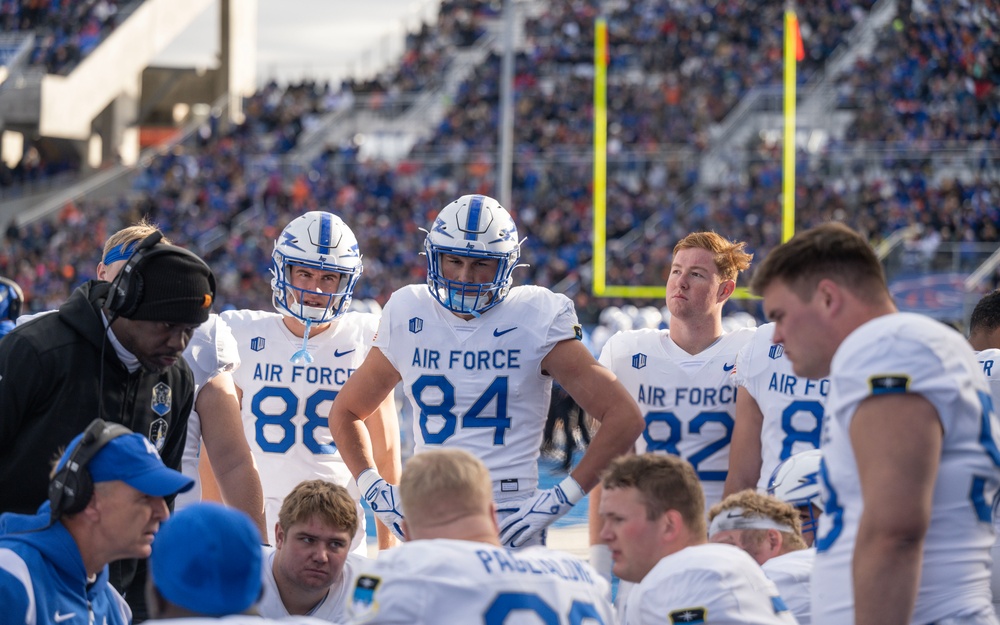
[290, 319, 316, 364]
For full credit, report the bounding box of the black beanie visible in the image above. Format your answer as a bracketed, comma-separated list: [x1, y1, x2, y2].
[125, 250, 215, 324]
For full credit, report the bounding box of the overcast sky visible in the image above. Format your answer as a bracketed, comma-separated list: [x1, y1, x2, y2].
[155, 0, 440, 86]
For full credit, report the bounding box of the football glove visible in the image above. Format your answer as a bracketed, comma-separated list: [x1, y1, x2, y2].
[357, 469, 405, 541]
[498, 476, 585, 548]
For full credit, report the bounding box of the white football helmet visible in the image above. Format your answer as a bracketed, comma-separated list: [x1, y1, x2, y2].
[424, 194, 521, 316]
[271, 211, 362, 323]
[767, 449, 824, 536]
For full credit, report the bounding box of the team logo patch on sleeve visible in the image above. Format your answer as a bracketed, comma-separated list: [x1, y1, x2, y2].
[869, 374, 910, 394]
[669, 607, 706, 623]
[573, 324, 583, 341]
[351, 575, 382, 617]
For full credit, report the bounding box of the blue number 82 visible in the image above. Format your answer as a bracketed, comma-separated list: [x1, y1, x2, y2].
[643, 410, 733, 480]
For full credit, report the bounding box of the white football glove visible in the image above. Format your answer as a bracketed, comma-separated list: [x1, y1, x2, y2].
[498, 476, 585, 548]
[357, 469, 405, 541]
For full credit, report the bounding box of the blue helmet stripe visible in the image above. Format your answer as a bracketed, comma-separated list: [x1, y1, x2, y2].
[464, 195, 484, 241]
[318, 213, 333, 254]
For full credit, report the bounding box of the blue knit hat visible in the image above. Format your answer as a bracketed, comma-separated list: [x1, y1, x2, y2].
[150, 503, 263, 616]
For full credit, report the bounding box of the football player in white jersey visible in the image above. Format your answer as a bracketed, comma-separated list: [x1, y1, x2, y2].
[222, 211, 401, 551]
[258, 480, 367, 621]
[328, 194, 643, 549]
[344, 448, 615, 624]
[19, 222, 267, 536]
[968, 288, 1000, 618]
[146, 502, 333, 625]
[709, 489, 814, 624]
[598, 453, 798, 625]
[752, 222, 1000, 625]
[724, 322, 828, 497]
[589, 231, 755, 585]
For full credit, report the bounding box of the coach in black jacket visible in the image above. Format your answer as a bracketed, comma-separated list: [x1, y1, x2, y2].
[0, 245, 214, 621]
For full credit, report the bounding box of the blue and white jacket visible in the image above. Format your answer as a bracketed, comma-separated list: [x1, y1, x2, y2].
[0, 504, 131, 625]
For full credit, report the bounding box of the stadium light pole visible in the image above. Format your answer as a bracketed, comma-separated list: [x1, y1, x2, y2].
[497, 0, 515, 209]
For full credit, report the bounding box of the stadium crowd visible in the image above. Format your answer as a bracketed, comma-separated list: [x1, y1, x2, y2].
[0, 0, 132, 75]
[1, 0, 997, 317]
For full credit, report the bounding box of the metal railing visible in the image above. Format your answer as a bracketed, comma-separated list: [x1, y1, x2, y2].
[885, 241, 1000, 283]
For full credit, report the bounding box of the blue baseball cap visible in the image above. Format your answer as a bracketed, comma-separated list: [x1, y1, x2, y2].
[150, 503, 263, 616]
[56, 431, 194, 497]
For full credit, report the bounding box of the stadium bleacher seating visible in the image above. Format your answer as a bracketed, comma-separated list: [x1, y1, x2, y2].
[1, 0, 997, 322]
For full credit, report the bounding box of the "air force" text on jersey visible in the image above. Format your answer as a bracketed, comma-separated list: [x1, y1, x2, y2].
[411, 348, 522, 370]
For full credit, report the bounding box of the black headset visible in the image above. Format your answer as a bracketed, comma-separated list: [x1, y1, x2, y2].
[104, 231, 217, 321]
[48, 418, 132, 519]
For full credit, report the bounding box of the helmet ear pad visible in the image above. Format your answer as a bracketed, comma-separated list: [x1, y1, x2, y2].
[423, 194, 521, 316]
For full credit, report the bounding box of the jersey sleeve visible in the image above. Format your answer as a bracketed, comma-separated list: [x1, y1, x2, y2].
[633, 568, 731, 624]
[541, 291, 581, 351]
[214, 315, 241, 374]
[186, 315, 241, 389]
[348, 570, 423, 624]
[833, 330, 951, 431]
[356, 313, 381, 357]
[371, 292, 398, 366]
[733, 334, 757, 388]
[598, 334, 615, 369]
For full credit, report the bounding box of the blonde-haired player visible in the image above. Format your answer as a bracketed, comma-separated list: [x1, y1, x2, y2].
[345, 449, 614, 624]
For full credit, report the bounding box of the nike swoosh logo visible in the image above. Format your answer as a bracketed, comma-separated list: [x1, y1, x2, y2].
[723, 363, 735, 372]
[334, 349, 356, 357]
[493, 327, 517, 337]
[55, 613, 76, 623]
